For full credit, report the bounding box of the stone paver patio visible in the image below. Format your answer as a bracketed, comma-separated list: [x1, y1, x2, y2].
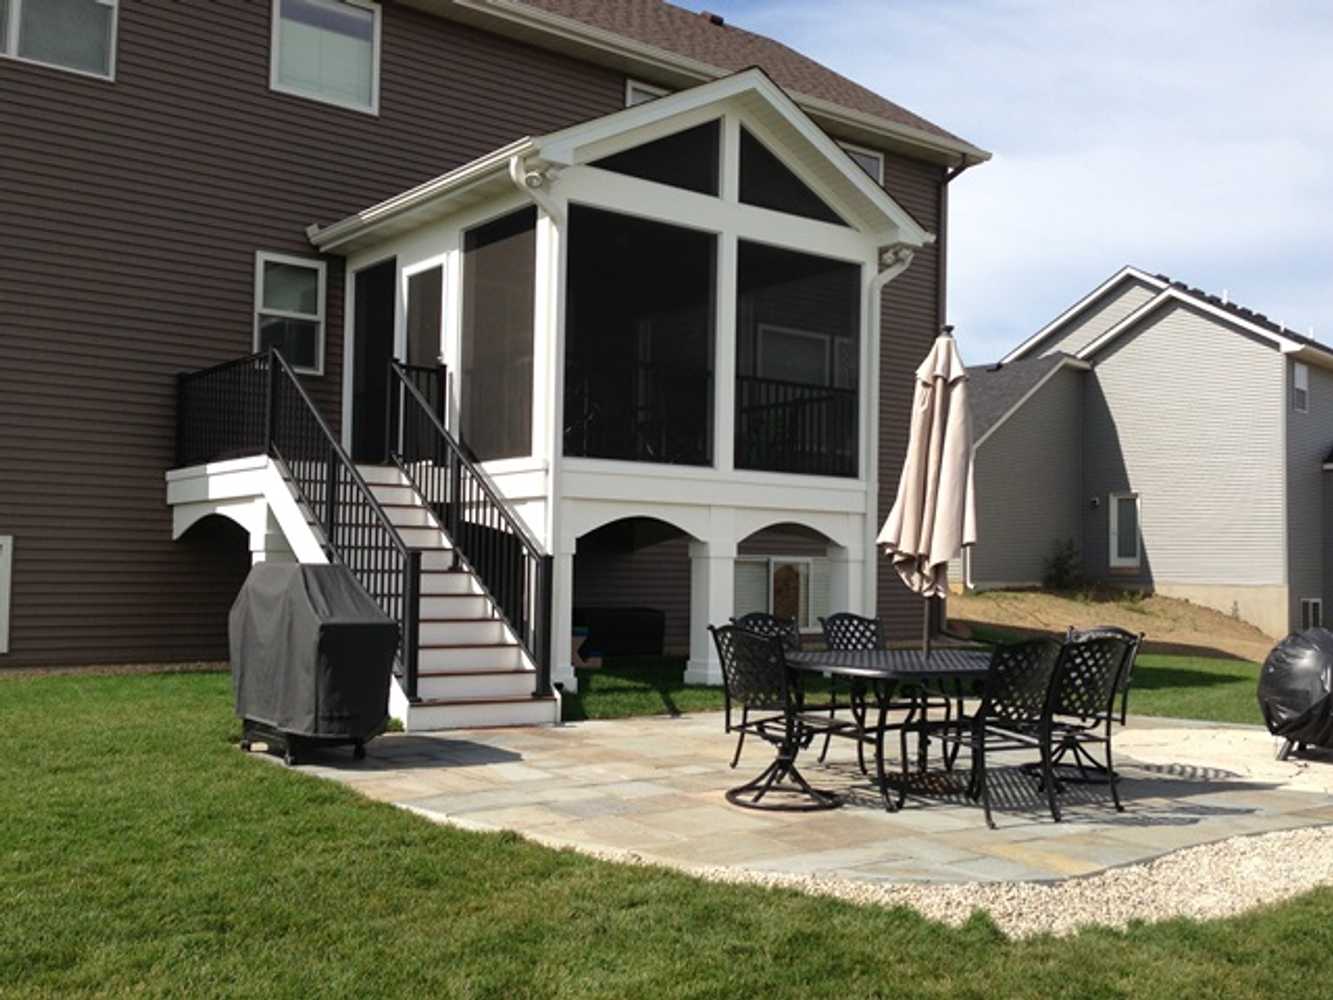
[289, 712, 1333, 884]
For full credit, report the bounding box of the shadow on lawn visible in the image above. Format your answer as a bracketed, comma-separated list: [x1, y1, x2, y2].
[954, 619, 1262, 667]
[562, 657, 695, 721]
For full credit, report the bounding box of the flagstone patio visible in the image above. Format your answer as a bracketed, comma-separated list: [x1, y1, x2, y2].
[288, 712, 1333, 884]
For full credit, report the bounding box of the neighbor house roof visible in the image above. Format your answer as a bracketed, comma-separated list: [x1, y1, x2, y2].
[419, 0, 990, 165]
[969, 353, 1089, 446]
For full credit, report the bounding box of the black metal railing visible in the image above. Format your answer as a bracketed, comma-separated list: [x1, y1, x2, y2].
[734, 375, 858, 477]
[388, 361, 554, 697]
[176, 350, 422, 700]
[563, 361, 713, 466]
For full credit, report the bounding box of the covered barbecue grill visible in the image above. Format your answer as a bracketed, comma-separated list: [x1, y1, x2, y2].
[1257, 627, 1333, 760]
[230, 563, 399, 765]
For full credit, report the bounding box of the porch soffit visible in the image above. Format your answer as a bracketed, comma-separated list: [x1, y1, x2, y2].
[308, 68, 931, 255]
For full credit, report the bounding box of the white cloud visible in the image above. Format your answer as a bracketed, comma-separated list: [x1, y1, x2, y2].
[680, 0, 1333, 359]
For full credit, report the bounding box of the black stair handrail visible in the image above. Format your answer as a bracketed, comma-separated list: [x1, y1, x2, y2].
[387, 360, 554, 698]
[176, 349, 422, 701]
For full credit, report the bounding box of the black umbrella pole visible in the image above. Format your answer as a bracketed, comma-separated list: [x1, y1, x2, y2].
[923, 597, 932, 661]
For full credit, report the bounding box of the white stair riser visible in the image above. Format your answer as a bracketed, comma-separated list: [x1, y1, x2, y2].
[404, 699, 559, 731]
[419, 550, 457, 571]
[419, 595, 493, 619]
[398, 526, 450, 548]
[420, 572, 480, 595]
[418, 620, 508, 645]
[417, 672, 537, 700]
[357, 465, 409, 486]
[384, 506, 440, 529]
[419, 645, 524, 671]
[368, 483, 418, 506]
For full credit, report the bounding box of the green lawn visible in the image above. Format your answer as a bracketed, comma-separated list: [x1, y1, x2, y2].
[2, 669, 1332, 998]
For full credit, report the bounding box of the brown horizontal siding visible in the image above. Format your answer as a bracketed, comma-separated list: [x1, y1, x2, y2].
[876, 153, 946, 638]
[0, 0, 623, 666]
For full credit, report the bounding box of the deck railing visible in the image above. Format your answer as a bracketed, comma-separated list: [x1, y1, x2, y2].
[388, 361, 553, 697]
[734, 375, 858, 478]
[176, 350, 422, 700]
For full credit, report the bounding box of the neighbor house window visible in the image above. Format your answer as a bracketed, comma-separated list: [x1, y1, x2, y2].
[1109, 493, 1141, 569]
[254, 252, 326, 374]
[1294, 362, 1309, 413]
[2, 0, 118, 79]
[271, 0, 380, 113]
[839, 142, 884, 185]
[1302, 598, 1323, 631]
[625, 79, 670, 106]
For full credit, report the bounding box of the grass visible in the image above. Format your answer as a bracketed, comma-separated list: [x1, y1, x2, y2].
[3, 669, 1333, 998]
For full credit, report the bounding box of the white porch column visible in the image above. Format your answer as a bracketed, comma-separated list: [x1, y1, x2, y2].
[827, 543, 866, 617]
[713, 232, 738, 471]
[685, 537, 736, 686]
[550, 538, 578, 694]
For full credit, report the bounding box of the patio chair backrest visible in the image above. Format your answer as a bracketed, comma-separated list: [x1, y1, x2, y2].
[711, 625, 793, 714]
[819, 612, 884, 652]
[1054, 630, 1140, 721]
[731, 612, 802, 652]
[1066, 625, 1143, 694]
[978, 638, 1063, 727]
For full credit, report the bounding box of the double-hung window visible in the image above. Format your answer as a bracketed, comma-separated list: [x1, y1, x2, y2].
[254, 252, 326, 374]
[271, 0, 380, 113]
[1294, 362, 1310, 414]
[2, 0, 118, 79]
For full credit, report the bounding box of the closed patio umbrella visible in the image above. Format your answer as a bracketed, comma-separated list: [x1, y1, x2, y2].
[877, 326, 976, 655]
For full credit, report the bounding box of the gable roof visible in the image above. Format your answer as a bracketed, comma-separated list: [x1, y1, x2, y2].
[418, 0, 990, 166]
[968, 353, 1089, 446]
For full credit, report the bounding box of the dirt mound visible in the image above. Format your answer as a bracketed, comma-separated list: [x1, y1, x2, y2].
[948, 588, 1274, 663]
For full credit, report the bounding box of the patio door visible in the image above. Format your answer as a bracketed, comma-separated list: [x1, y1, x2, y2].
[351, 258, 396, 463]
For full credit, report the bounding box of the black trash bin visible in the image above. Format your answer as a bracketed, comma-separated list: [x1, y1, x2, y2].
[229, 563, 400, 765]
[1257, 627, 1333, 760]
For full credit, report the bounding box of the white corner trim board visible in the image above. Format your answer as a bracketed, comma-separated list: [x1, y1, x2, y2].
[0, 535, 12, 654]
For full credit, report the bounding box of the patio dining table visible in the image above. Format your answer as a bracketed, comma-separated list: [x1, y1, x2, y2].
[787, 648, 992, 811]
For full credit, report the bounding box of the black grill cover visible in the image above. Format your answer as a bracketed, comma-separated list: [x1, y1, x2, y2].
[229, 564, 399, 740]
[1257, 627, 1333, 746]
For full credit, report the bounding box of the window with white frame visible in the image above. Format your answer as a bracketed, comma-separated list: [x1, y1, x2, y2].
[1294, 362, 1309, 414]
[1302, 598, 1323, 631]
[254, 252, 326, 374]
[625, 78, 670, 106]
[1109, 493, 1141, 568]
[734, 556, 830, 632]
[839, 142, 884, 185]
[271, 0, 380, 113]
[1, 0, 118, 79]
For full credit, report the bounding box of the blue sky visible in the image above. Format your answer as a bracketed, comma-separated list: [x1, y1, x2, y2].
[676, 0, 1333, 363]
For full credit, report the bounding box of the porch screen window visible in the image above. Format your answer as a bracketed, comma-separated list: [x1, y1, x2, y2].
[592, 120, 721, 196]
[272, 0, 378, 113]
[4, 0, 117, 78]
[739, 127, 846, 227]
[461, 207, 536, 461]
[254, 253, 325, 374]
[735, 241, 860, 477]
[565, 205, 715, 466]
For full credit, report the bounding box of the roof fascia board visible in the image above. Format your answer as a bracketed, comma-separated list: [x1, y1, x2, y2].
[972, 356, 1091, 451]
[421, 0, 991, 166]
[309, 137, 535, 252]
[1000, 266, 1169, 363]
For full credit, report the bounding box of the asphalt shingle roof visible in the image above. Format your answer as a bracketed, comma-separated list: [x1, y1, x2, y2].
[1152, 272, 1333, 360]
[513, 0, 974, 148]
[967, 353, 1078, 440]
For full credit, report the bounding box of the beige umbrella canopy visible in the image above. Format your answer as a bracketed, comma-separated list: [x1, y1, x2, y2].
[878, 328, 976, 647]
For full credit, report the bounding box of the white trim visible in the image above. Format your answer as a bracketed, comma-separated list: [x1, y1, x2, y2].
[1293, 361, 1310, 414]
[253, 250, 327, 375]
[1, 0, 119, 81]
[839, 141, 884, 185]
[625, 77, 670, 107]
[1000, 266, 1169, 363]
[0, 535, 11, 655]
[1109, 492, 1141, 569]
[269, 0, 381, 116]
[972, 355, 1091, 450]
[1301, 597, 1323, 631]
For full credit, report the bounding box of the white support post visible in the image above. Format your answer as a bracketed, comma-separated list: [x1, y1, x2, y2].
[550, 541, 577, 693]
[827, 543, 866, 618]
[714, 232, 738, 472]
[685, 537, 736, 686]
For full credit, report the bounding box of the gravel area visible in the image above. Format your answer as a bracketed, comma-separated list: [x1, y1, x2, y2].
[426, 810, 1333, 938]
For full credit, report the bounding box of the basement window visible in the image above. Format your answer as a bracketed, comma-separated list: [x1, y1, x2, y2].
[2, 0, 118, 79]
[1302, 598, 1322, 631]
[254, 252, 326, 374]
[271, 0, 380, 114]
[1294, 362, 1309, 414]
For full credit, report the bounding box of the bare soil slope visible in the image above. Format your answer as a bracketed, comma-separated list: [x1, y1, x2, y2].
[949, 589, 1275, 663]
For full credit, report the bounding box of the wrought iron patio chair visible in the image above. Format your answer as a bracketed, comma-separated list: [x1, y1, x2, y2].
[708, 625, 839, 811]
[906, 638, 1063, 828]
[731, 612, 802, 651]
[1065, 625, 1143, 726]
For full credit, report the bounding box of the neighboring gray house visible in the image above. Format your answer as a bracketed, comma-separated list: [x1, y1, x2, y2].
[957, 265, 1333, 638]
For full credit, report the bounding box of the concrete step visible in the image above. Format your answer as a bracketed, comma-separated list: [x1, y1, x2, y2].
[417, 619, 509, 646]
[404, 695, 559, 731]
[418, 644, 525, 672]
[419, 594, 493, 619]
[417, 669, 538, 700]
